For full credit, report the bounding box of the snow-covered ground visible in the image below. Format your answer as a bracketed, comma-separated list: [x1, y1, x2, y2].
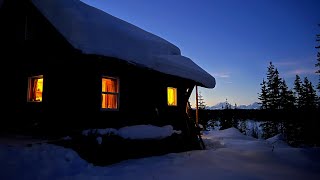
[1, 128, 319, 180]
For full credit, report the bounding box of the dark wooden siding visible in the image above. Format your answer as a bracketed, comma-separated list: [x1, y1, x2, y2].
[2, 0, 196, 135]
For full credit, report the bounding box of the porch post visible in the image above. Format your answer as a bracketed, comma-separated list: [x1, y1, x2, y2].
[195, 85, 199, 126]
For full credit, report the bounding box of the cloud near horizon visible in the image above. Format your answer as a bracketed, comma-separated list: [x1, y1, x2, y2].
[284, 68, 317, 76]
[273, 61, 298, 67]
[212, 72, 230, 78]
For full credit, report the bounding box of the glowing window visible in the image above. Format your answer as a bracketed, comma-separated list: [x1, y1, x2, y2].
[27, 75, 43, 102]
[101, 77, 119, 110]
[167, 87, 177, 106]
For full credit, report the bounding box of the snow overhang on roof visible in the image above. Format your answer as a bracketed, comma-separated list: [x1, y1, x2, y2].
[31, 0, 216, 88]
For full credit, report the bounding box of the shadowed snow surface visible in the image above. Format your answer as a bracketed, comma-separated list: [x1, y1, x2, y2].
[1, 127, 319, 180]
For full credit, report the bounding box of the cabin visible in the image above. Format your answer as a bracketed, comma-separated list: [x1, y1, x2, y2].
[0, 0, 215, 142]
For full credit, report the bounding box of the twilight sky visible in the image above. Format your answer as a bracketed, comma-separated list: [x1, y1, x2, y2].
[80, 0, 320, 107]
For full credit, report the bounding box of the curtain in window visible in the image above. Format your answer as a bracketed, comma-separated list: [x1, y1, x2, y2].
[167, 87, 177, 106]
[30, 78, 43, 102]
[32, 78, 38, 101]
[102, 78, 118, 109]
[35, 78, 43, 101]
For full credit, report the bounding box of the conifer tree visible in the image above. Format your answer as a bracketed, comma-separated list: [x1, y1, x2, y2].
[259, 62, 282, 139]
[300, 77, 317, 110]
[279, 79, 295, 110]
[316, 52, 320, 91]
[197, 91, 207, 110]
[293, 75, 303, 108]
[316, 25, 320, 91]
[266, 62, 282, 109]
[258, 79, 268, 109]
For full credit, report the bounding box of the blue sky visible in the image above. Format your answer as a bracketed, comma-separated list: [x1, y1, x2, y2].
[81, 0, 320, 107]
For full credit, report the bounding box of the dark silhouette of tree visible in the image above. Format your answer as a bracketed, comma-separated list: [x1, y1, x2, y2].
[239, 120, 247, 135]
[316, 52, 320, 91]
[300, 77, 317, 110]
[317, 24, 320, 49]
[258, 79, 268, 109]
[261, 121, 279, 139]
[196, 91, 210, 130]
[219, 98, 237, 130]
[251, 125, 259, 139]
[316, 24, 320, 91]
[314, 24, 320, 110]
[279, 79, 295, 110]
[267, 62, 282, 109]
[223, 98, 232, 109]
[259, 62, 284, 139]
[256, 60, 319, 144]
[293, 75, 303, 108]
[277, 79, 295, 135]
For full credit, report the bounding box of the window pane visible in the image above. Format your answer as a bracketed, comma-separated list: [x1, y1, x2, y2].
[102, 78, 118, 93]
[167, 87, 177, 106]
[35, 78, 43, 101]
[28, 76, 43, 102]
[102, 94, 118, 109]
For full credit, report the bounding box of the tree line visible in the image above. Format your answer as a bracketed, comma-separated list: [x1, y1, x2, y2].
[254, 29, 320, 145]
[258, 62, 319, 110]
[194, 27, 320, 147]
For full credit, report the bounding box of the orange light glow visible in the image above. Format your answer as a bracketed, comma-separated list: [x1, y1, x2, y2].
[35, 78, 43, 101]
[167, 87, 177, 106]
[28, 76, 43, 102]
[101, 77, 118, 109]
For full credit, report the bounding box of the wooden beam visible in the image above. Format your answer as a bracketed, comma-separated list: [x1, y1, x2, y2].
[195, 85, 199, 126]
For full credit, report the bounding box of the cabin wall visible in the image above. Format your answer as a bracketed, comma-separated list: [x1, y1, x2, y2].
[2, 0, 196, 135]
[48, 55, 194, 130]
[13, 53, 194, 133]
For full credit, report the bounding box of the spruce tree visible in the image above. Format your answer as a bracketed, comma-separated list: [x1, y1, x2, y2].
[279, 79, 295, 110]
[197, 91, 207, 110]
[278, 79, 295, 136]
[266, 62, 282, 109]
[301, 77, 317, 110]
[316, 52, 320, 91]
[316, 26, 320, 91]
[259, 62, 282, 138]
[258, 79, 268, 109]
[197, 91, 208, 129]
[293, 75, 303, 108]
[315, 25, 320, 109]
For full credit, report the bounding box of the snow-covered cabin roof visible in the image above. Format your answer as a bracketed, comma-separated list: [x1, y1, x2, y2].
[31, 0, 216, 88]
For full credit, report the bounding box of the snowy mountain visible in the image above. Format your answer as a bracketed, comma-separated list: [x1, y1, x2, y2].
[208, 102, 261, 110]
[237, 102, 261, 109]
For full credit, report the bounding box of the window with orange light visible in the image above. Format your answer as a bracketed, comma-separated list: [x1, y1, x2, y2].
[101, 77, 119, 110]
[27, 75, 43, 102]
[167, 87, 177, 106]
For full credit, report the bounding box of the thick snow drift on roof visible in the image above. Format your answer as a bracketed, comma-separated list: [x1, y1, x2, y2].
[31, 0, 215, 88]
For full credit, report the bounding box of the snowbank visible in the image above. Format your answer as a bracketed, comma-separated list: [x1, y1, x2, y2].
[266, 134, 290, 148]
[1, 127, 319, 180]
[82, 124, 181, 140]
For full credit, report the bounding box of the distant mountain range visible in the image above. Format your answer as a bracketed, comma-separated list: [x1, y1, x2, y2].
[208, 102, 261, 110]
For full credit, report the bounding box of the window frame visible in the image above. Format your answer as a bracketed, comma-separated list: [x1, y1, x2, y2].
[27, 75, 44, 102]
[101, 76, 120, 111]
[167, 87, 177, 106]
